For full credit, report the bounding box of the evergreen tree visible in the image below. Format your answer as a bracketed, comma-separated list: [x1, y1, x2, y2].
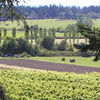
[34, 25, 39, 42]
[78, 24, 100, 61]
[12, 27, 16, 38]
[51, 28, 56, 38]
[48, 28, 52, 37]
[3, 28, 7, 39]
[64, 28, 69, 43]
[24, 24, 30, 40]
[39, 28, 43, 38]
[44, 28, 47, 37]
[30, 28, 34, 44]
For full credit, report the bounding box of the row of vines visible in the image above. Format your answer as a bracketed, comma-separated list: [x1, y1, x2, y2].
[0, 70, 100, 100]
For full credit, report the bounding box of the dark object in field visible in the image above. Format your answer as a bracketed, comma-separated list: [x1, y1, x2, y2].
[0, 86, 6, 100]
[30, 26, 34, 29]
[4, 54, 8, 57]
[5, 24, 9, 26]
[17, 28, 24, 32]
[13, 54, 24, 58]
[70, 59, 75, 63]
[62, 58, 65, 61]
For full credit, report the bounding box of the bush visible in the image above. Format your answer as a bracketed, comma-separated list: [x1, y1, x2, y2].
[53, 42, 59, 51]
[0, 37, 38, 56]
[1, 37, 17, 55]
[68, 45, 75, 52]
[42, 36, 55, 50]
[16, 38, 30, 53]
[16, 38, 36, 56]
[57, 40, 67, 51]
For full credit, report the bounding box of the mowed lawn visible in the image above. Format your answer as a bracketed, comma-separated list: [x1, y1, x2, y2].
[28, 57, 100, 68]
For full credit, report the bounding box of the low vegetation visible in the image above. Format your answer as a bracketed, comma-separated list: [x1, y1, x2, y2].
[0, 70, 100, 100]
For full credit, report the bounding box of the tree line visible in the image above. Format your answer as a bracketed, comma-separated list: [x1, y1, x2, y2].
[12, 5, 100, 20]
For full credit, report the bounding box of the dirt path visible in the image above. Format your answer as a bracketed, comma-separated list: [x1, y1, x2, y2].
[0, 59, 100, 73]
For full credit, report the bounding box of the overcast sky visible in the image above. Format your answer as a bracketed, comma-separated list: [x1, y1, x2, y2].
[20, 0, 100, 7]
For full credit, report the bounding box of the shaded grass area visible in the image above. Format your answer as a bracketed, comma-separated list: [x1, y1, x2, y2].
[0, 57, 100, 67]
[0, 69, 100, 99]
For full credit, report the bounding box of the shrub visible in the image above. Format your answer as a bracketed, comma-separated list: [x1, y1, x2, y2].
[1, 37, 17, 55]
[42, 36, 55, 50]
[22, 52, 31, 57]
[68, 45, 75, 52]
[16, 38, 35, 56]
[53, 42, 59, 51]
[34, 44, 40, 55]
[57, 40, 67, 51]
[0, 37, 38, 56]
[16, 38, 30, 53]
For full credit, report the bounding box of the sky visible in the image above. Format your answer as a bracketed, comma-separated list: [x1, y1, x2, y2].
[20, 0, 100, 7]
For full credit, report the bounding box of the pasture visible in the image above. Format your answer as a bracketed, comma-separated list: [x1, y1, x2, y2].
[0, 19, 76, 29]
[0, 19, 100, 30]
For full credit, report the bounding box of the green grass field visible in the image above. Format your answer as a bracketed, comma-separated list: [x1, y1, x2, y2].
[0, 19, 100, 39]
[1, 19, 100, 30]
[28, 57, 100, 67]
[0, 19, 76, 29]
[0, 69, 100, 99]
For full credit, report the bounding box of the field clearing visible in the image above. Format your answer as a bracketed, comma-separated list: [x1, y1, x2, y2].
[0, 19, 100, 30]
[0, 19, 76, 29]
[0, 69, 100, 99]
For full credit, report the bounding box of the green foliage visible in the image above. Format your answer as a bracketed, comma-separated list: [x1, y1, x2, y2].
[77, 24, 100, 61]
[0, 37, 37, 56]
[16, 38, 30, 54]
[51, 28, 56, 38]
[3, 28, 7, 38]
[0, 70, 100, 99]
[42, 36, 55, 50]
[0, 0, 24, 21]
[57, 40, 67, 51]
[1, 37, 17, 55]
[77, 14, 93, 27]
[39, 28, 43, 38]
[24, 24, 30, 39]
[68, 45, 75, 52]
[34, 25, 39, 41]
[44, 28, 47, 37]
[12, 27, 16, 38]
[16, 38, 35, 56]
